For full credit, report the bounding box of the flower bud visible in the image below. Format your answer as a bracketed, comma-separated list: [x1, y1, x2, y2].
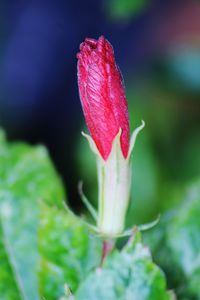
[77, 36, 144, 237]
[77, 36, 129, 160]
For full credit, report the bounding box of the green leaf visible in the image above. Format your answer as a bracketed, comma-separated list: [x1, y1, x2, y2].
[166, 181, 200, 297]
[0, 222, 21, 300]
[39, 203, 101, 299]
[0, 129, 102, 300]
[75, 231, 173, 300]
[0, 130, 65, 300]
[145, 180, 200, 299]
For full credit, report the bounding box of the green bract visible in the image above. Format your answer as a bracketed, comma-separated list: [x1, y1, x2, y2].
[82, 121, 145, 237]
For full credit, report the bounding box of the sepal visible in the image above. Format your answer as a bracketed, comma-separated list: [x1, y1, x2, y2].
[78, 181, 97, 221]
[81, 121, 146, 238]
[128, 120, 145, 159]
[81, 131, 103, 160]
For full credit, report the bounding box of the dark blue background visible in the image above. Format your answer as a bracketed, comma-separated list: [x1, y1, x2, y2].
[0, 0, 197, 206]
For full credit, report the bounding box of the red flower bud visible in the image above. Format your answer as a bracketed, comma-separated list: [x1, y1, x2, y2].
[77, 36, 130, 160]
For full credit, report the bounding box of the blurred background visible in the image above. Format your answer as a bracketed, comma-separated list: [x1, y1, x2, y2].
[0, 0, 200, 300]
[0, 0, 200, 298]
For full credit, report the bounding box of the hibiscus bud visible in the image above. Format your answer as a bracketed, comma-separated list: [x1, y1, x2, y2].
[77, 36, 144, 237]
[77, 36, 129, 160]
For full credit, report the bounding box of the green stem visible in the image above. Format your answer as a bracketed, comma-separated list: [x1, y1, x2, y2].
[100, 239, 115, 267]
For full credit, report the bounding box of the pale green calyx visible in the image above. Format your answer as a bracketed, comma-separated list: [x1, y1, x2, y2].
[81, 120, 145, 238]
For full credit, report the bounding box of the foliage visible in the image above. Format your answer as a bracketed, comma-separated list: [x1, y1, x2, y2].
[0, 129, 101, 300]
[0, 129, 173, 299]
[74, 231, 174, 300]
[145, 181, 200, 299]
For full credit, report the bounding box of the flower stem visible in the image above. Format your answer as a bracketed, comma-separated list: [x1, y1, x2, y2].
[100, 239, 115, 267]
